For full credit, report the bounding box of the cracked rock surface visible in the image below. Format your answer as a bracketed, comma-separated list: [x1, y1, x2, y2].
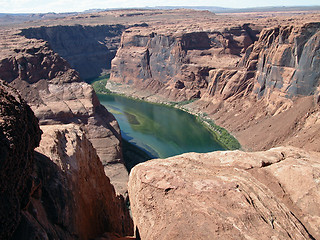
[129, 147, 320, 240]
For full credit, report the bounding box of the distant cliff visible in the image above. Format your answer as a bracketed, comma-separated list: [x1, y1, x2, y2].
[20, 25, 126, 79]
[111, 24, 259, 101]
[110, 22, 320, 152]
[203, 22, 320, 103]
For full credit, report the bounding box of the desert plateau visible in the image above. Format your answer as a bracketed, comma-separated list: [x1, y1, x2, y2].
[1, 3, 320, 240]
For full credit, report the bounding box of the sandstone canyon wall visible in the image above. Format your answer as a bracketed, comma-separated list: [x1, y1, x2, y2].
[0, 82, 133, 239]
[129, 147, 320, 239]
[110, 24, 259, 101]
[0, 81, 41, 239]
[20, 24, 126, 79]
[201, 23, 320, 152]
[2, 9, 320, 240]
[0, 32, 128, 194]
[110, 21, 320, 152]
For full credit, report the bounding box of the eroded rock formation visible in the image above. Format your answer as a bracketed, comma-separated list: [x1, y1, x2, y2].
[2, 9, 320, 240]
[13, 124, 133, 239]
[110, 20, 320, 152]
[0, 33, 128, 194]
[199, 23, 320, 152]
[203, 22, 320, 104]
[20, 25, 126, 79]
[129, 147, 320, 239]
[0, 81, 133, 239]
[110, 24, 259, 101]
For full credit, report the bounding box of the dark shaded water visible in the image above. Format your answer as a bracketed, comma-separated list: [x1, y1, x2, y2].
[98, 93, 225, 159]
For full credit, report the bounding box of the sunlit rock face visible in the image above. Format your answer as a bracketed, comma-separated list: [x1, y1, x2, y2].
[0, 32, 128, 195]
[129, 147, 320, 240]
[110, 24, 258, 101]
[0, 81, 133, 240]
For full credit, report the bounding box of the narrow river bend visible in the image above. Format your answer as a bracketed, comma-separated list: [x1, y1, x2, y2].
[98, 93, 225, 160]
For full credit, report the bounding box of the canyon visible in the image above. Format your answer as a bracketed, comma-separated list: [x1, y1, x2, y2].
[1, 8, 320, 240]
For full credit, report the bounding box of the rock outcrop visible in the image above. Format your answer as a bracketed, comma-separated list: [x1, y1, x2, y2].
[110, 24, 259, 101]
[20, 25, 126, 79]
[0, 81, 133, 239]
[203, 22, 320, 104]
[13, 124, 133, 239]
[0, 81, 41, 239]
[0, 33, 128, 194]
[198, 23, 320, 152]
[128, 147, 320, 239]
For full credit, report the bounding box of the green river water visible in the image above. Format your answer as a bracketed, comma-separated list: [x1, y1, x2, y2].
[98, 93, 225, 160]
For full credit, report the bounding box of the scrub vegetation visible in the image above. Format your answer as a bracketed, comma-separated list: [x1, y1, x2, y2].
[90, 75, 111, 94]
[199, 117, 241, 150]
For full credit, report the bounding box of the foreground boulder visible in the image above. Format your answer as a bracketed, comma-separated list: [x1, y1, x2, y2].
[128, 147, 320, 239]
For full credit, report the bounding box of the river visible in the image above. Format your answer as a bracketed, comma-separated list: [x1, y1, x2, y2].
[98, 93, 225, 160]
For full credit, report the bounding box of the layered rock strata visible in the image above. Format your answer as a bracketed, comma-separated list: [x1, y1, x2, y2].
[202, 22, 320, 104]
[20, 24, 126, 79]
[110, 24, 259, 101]
[110, 21, 320, 152]
[0, 32, 128, 194]
[13, 124, 133, 239]
[129, 147, 320, 239]
[198, 22, 320, 152]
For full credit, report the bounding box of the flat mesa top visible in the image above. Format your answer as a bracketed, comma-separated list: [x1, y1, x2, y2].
[1, 9, 320, 59]
[1, 8, 320, 29]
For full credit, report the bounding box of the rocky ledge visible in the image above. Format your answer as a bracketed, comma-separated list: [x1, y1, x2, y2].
[0, 30, 128, 194]
[0, 82, 133, 239]
[129, 147, 320, 239]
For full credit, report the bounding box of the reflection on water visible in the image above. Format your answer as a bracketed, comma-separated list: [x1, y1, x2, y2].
[98, 93, 225, 159]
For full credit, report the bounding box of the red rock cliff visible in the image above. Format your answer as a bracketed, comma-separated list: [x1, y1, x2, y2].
[0, 81, 41, 239]
[0, 31, 128, 194]
[110, 21, 320, 152]
[110, 24, 258, 101]
[0, 81, 133, 239]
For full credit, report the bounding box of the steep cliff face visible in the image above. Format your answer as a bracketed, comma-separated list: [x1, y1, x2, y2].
[111, 22, 320, 103]
[0, 32, 128, 194]
[110, 22, 320, 152]
[0, 40, 79, 84]
[20, 25, 126, 79]
[246, 22, 320, 100]
[197, 22, 320, 152]
[0, 81, 133, 239]
[110, 24, 258, 101]
[202, 23, 320, 104]
[12, 124, 133, 239]
[0, 81, 41, 239]
[129, 147, 320, 239]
